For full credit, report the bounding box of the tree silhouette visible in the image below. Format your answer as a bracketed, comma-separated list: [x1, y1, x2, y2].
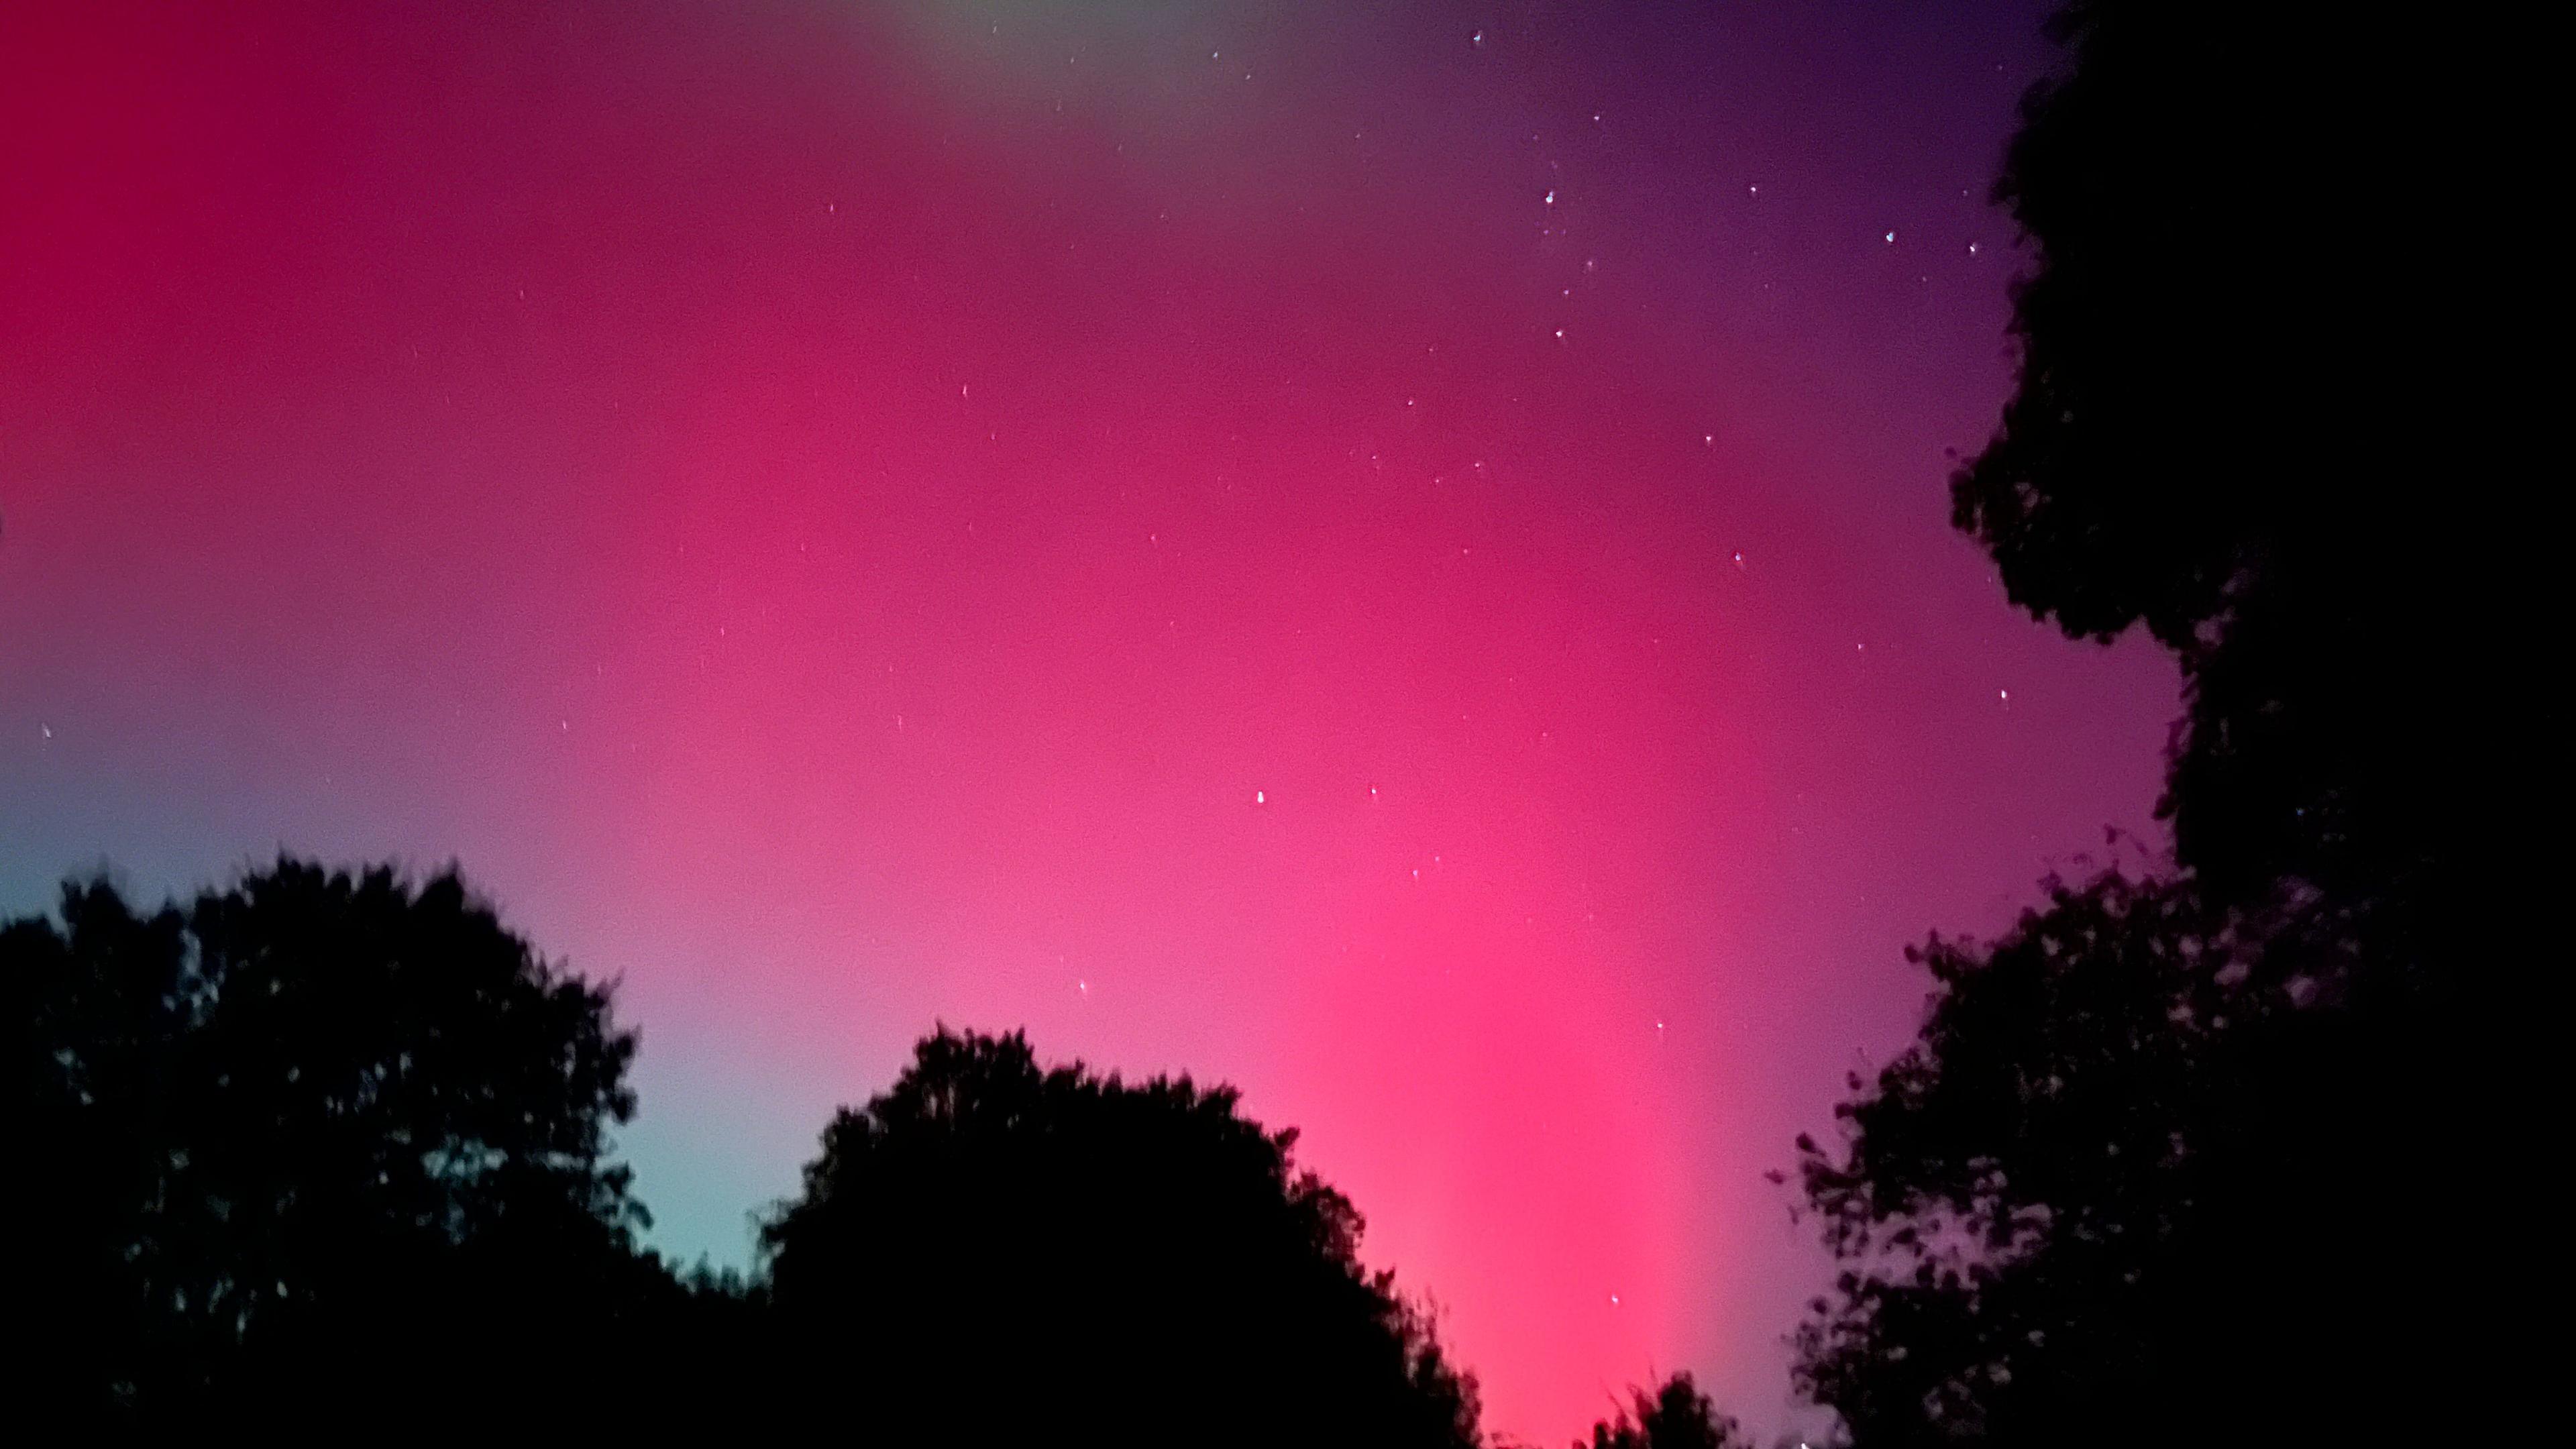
[758, 1026, 1483, 1448]
[3, 858, 672, 1424]
[1576, 1373, 1750, 1449]
[1788, 867, 2471, 1447]
[1948, 0, 2467, 940]
[9, 864, 1483, 1438]
[1785, 3, 2487, 1441]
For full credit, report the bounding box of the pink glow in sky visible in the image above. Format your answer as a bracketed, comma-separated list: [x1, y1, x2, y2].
[0, 3, 2176, 1438]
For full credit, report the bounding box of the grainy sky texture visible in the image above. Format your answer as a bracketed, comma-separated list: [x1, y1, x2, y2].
[0, 2, 2176, 1438]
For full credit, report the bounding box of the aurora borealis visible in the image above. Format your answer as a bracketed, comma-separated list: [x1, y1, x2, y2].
[1, 3, 2180, 1437]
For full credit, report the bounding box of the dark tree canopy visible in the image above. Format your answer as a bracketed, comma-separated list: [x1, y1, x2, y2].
[759, 1026, 1483, 1448]
[1576, 1372, 1750, 1449]
[1788, 870, 2470, 1447]
[1805, 6, 2495, 1432]
[1949, 0, 2473, 930]
[8, 863, 1483, 1439]
[3, 858, 678, 1424]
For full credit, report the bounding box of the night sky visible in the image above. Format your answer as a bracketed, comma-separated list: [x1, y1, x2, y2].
[0, 2, 2178, 1438]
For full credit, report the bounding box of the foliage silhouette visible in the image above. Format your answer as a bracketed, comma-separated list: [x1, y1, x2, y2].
[1788, 867, 2471, 1446]
[759, 1026, 1483, 1448]
[1790, 3, 2486, 1440]
[1948, 0, 2467, 938]
[8, 860, 1488, 1438]
[3, 857, 690, 1426]
[1576, 1372, 1750, 1449]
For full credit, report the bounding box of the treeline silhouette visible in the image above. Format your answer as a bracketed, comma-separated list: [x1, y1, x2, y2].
[9, 857, 1772, 1444]
[3, 862, 737, 1430]
[2, 860, 1495, 1444]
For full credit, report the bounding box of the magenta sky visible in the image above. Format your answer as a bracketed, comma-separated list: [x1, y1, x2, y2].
[0, 3, 2176, 1438]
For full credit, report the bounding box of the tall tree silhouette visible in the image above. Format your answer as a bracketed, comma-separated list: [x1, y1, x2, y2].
[759, 1026, 1483, 1448]
[1947, 0, 2469, 941]
[1790, 3, 2485, 1442]
[3, 858, 670, 1424]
